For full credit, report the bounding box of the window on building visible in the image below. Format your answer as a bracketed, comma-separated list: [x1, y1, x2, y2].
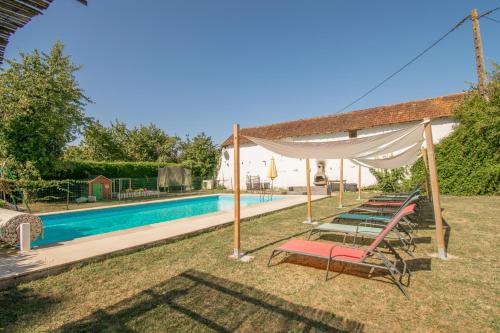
[348, 130, 357, 138]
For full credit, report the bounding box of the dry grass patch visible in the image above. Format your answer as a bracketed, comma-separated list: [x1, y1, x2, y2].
[0, 193, 498, 332]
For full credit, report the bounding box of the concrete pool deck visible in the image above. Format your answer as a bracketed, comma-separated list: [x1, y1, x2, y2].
[0, 194, 325, 288]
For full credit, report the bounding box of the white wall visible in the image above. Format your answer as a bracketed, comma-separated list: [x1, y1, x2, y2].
[217, 118, 457, 190]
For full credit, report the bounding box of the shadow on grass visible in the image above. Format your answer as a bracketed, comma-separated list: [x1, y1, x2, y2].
[278, 253, 430, 280]
[415, 200, 452, 251]
[245, 230, 310, 255]
[55, 270, 364, 333]
[0, 285, 59, 331]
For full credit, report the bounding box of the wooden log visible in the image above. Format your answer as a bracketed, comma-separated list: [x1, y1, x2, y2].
[424, 119, 447, 259]
[305, 159, 313, 223]
[233, 124, 241, 257]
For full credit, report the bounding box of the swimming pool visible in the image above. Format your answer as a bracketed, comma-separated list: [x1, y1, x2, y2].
[35, 195, 282, 246]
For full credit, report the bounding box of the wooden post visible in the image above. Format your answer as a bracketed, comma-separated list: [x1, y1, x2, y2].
[305, 159, 313, 223]
[424, 119, 447, 259]
[421, 147, 432, 200]
[470, 9, 488, 99]
[233, 124, 241, 258]
[338, 158, 344, 208]
[357, 164, 362, 200]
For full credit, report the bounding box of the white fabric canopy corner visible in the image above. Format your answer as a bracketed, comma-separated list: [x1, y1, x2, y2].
[244, 122, 425, 169]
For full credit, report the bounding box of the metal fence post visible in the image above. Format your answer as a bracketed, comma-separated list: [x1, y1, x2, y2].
[66, 181, 70, 210]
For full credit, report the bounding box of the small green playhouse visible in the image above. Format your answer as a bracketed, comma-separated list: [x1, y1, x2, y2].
[88, 175, 112, 201]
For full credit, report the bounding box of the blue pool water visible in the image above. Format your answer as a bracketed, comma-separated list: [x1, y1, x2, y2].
[34, 195, 282, 246]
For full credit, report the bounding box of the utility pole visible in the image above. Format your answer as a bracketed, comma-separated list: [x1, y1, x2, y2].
[470, 9, 488, 99]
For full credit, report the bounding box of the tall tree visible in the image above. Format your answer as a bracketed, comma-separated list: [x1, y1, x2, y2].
[0, 42, 90, 175]
[77, 121, 127, 161]
[127, 124, 181, 162]
[180, 133, 219, 178]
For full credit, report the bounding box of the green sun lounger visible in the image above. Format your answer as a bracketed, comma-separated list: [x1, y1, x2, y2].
[308, 217, 414, 250]
[337, 213, 391, 222]
[368, 185, 421, 201]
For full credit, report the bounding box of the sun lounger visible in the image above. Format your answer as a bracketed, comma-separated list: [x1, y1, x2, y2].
[369, 185, 421, 200]
[367, 186, 421, 203]
[308, 204, 417, 251]
[349, 189, 421, 219]
[268, 204, 415, 298]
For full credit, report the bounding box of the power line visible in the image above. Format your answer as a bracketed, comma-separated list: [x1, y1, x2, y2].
[483, 16, 500, 24]
[478, 6, 500, 18]
[335, 15, 470, 113]
[335, 6, 500, 113]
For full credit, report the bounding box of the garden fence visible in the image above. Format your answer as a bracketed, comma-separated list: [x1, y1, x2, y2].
[0, 176, 206, 207]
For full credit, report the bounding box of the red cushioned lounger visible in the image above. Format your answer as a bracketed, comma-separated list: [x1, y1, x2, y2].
[268, 204, 416, 299]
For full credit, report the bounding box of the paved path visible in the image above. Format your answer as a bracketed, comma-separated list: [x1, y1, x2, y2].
[0, 194, 324, 287]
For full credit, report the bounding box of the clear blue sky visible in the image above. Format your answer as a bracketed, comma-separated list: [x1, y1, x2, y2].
[5, 1, 499, 143]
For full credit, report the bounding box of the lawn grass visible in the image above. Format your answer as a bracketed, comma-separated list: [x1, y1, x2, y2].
[0, 193, 498, 332]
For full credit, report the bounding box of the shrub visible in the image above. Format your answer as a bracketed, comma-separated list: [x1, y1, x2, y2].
[44, 160, 181, 179]
[370, 168, 410, 193]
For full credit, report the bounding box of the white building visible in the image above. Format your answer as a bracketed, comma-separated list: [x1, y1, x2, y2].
[217, 93, 463, 190]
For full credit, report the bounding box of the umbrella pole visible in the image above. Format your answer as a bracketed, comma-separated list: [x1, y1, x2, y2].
[271, 179, 273, 199]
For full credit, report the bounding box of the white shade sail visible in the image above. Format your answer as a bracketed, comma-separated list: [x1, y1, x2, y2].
[353, 140, 424, 169]
[244, 122, 425, 169]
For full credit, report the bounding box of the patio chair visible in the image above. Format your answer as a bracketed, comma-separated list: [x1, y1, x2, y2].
[340, 188, 420, 219]
[308, 192, 420, 252]
[268, 204, 416, 298]
[368, 185, 421, 202]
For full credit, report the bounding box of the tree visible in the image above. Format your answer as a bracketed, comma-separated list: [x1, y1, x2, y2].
[75, 121, 127, 161]
[0, 42, 90, 175]
[410, 64, 500, 194]
[180, 133, 219, 179]
[66, 120, 181, 163]
[127, 124, 181, 162]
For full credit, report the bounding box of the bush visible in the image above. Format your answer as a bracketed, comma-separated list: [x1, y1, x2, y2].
[44, 160, 181, 179]
[370, 168, 411, 193]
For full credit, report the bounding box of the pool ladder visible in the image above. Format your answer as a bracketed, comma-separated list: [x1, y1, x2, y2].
[259, 186, 273, 202]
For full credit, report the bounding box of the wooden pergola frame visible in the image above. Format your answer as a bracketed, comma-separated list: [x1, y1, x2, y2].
[231, 118, 447, 260]
[0, 0, 87, 64]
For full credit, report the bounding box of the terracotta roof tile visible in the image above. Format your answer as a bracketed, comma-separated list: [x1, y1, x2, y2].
[222, 93, 464, 146]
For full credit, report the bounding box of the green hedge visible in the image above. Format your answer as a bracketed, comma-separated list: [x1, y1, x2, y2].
[44, 160, 180, 179]
[409, 74, 499, 195]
